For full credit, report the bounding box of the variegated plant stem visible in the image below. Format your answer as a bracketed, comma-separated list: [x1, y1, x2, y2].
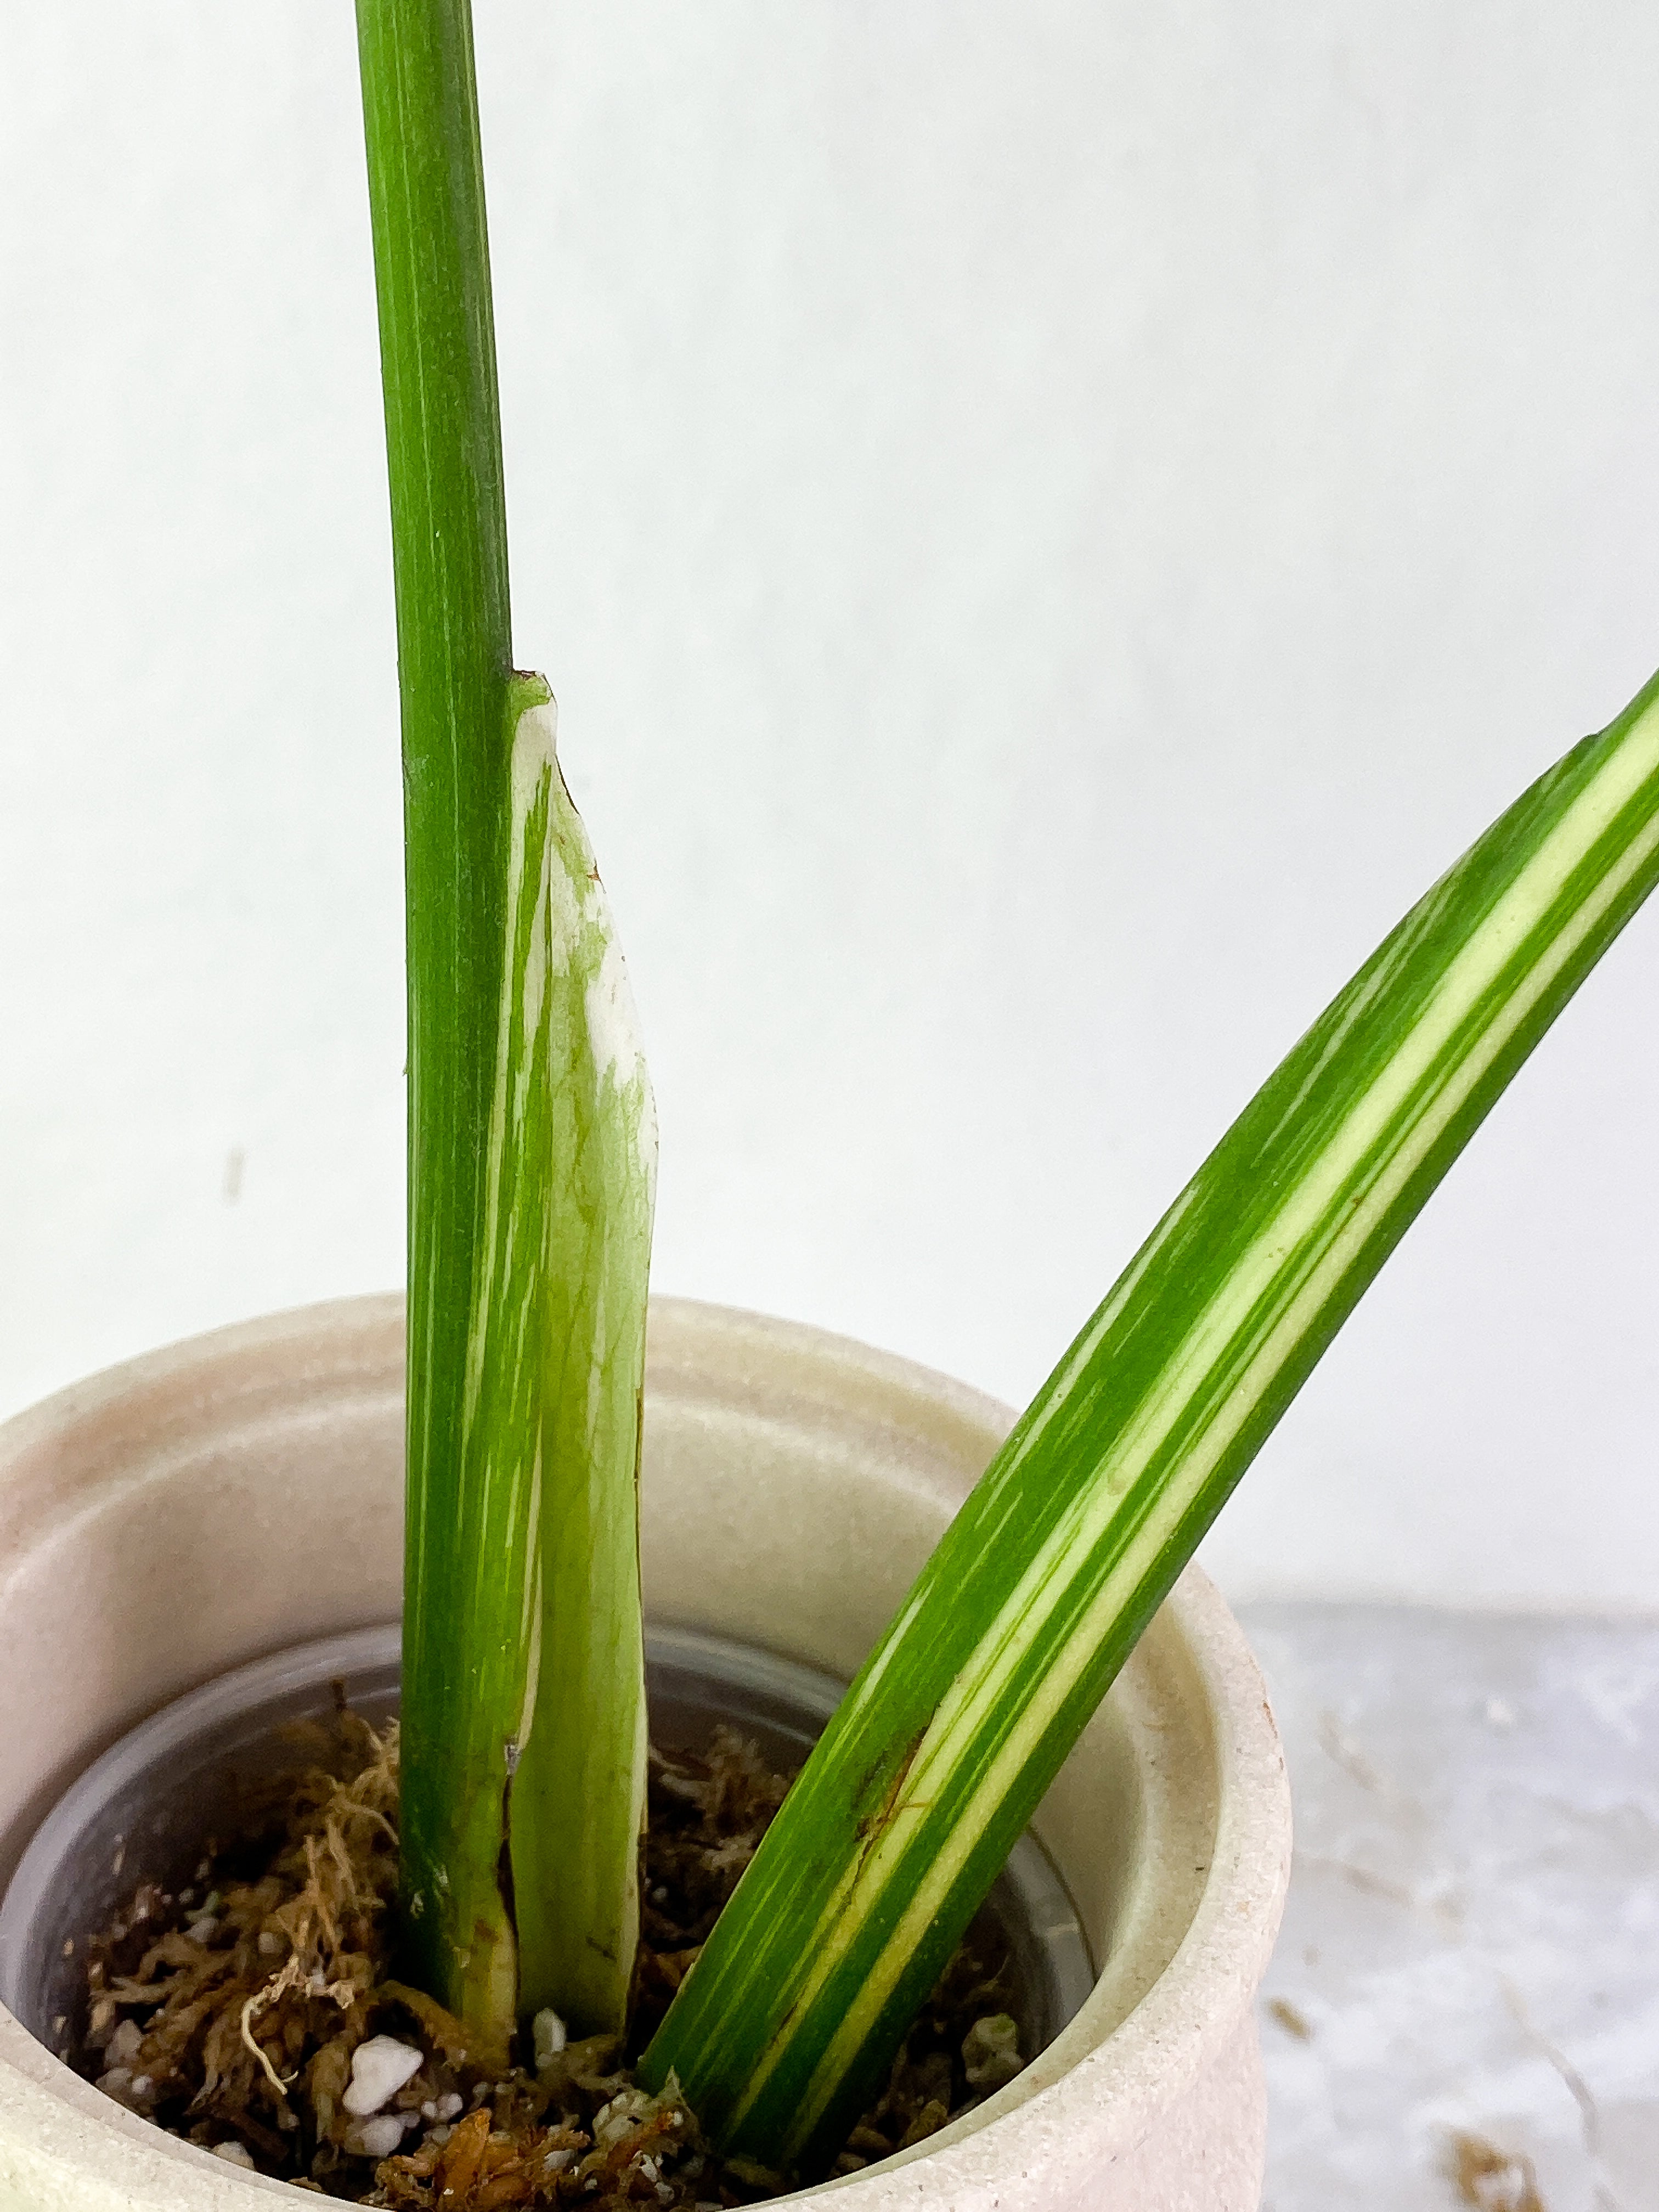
[399, 674, 656, 2046]
[357, 0, 654, 2045]
[503, 692, 656, 2039]
[644, 669, 1659, 2172]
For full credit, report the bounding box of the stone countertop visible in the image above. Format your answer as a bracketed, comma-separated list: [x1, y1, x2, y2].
[1238, 1606, 1659, 2212]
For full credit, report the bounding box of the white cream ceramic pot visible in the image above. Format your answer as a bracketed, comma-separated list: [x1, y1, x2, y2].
[0, 1295, 1290, 2211]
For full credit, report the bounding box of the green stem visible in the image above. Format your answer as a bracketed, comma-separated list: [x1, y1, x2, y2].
[356, 0, 518, 2039]
[642, 670, 1659, 2173]
[356, 0, 653, 2044]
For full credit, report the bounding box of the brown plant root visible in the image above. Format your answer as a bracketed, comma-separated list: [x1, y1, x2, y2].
[74, 1719, 1026, 2204]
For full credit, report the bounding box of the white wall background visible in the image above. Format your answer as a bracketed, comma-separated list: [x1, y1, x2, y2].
[2, 3, 1657, 1611]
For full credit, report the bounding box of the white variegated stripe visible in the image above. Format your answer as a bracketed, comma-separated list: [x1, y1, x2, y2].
[460, 701, 555, 1628]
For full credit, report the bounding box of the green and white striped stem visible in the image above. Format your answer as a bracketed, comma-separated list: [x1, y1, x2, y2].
[398, 676, 657, 2046]
[357, 0, 654, 2046]
[503, 692, 656, 2038]
[643, 670, 1659, 2173]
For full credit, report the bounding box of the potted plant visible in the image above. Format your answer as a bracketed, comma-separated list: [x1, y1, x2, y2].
[2, 3, 1658, 2207]
[0, 1297, 1290, 2208]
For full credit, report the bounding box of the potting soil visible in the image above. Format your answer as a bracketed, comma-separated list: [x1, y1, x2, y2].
[69, 1707, 1025, 2205]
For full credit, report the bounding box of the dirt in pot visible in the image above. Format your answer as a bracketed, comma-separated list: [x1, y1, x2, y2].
[67, 1705, 1028, 2204]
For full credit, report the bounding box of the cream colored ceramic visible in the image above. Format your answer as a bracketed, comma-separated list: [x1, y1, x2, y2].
[0, 1296, 1290, 2210]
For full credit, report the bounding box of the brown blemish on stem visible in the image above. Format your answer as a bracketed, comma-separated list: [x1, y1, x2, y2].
[854, 1730, 928, 1848]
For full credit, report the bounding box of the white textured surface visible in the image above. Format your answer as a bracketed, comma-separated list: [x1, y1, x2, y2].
[2, 9, 1659, 1612]
[1246, 1606, 1659, 2211]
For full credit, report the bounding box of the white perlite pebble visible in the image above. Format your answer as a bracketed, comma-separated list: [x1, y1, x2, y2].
[594, 2090, 657, 2148]
[342, 2035, 425, 2116]
[532, 2008, 568, 2069]
[961, 2012, 1023, 2092]
[106, 2021, 143, 2068]
[212, 2142, 257, 2169]
[344, 2114, 407, 2160]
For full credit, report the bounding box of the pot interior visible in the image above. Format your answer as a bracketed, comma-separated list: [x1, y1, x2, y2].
[0, 1623, 1093, 2080]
